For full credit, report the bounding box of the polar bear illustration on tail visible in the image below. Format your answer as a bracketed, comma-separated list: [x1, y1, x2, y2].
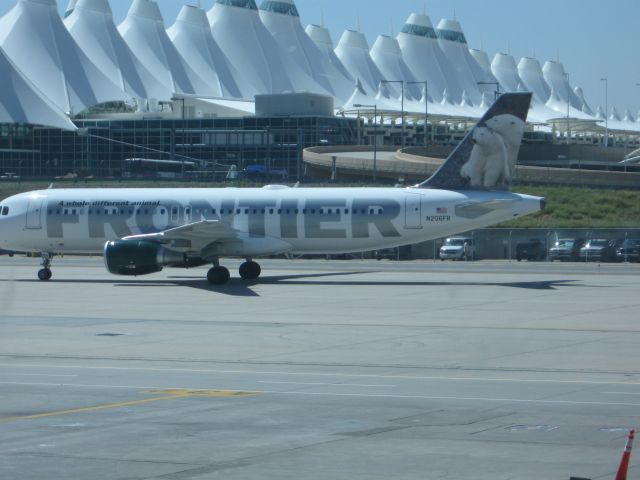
[460, 113, 525, 188]
[419, 93, 531, 191]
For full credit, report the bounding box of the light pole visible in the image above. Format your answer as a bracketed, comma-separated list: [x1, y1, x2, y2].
[636, 83, 640, 121]
[381, 80, 405, 150]
[477, 81, 501, 102]
[171, 96, 186, 176]
[353, 103, 377, 182]
[564, 72, 570, 145]
[408, 80, 428, 151]
[600, 78, 608, 147]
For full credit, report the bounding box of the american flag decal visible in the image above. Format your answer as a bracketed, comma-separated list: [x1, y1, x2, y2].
[436, 207, 448, 214]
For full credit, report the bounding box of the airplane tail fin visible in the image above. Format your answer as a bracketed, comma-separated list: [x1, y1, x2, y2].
[419, 92, 532, 190]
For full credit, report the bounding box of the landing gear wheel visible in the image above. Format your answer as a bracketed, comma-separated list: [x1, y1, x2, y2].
[207, 266, 230, 285]
[38, 268, 52, 281]
[239, 261, 261, 280]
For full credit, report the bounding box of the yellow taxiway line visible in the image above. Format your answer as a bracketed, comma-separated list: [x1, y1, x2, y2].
[1, 389, 258, 423]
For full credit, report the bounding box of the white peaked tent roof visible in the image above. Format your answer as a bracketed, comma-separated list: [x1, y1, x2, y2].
[118, 0, 212, 97]
[573, 86, 594, 115]
[490, 53, 523, 93]
[545, 87, 595, 120]
[208, 0, 294, 96]
[518, 57, 550, 104]
[0, 0, 127, 115]
[305, 24, 354, 95]
[167, 5, 246, 99]
[542, 60, 583, 111]
[397, 13, 460, 104]
[258, 1, 338, 99]
[609, 106, 621, 121]
[435, 18, 484, 106]
[600, 115, 640, 133]
[64, 0, 168, 101]
[374, 81, 408, 112]
[370, 35, 420, 100]
[335, 30, 387, 98]
[0, 46, 77, 130]
[343, 79, 375, 110]
[469, 48, 494, 80]
[403, 84, 470, 119]
[342, 78, 399, 113]
[488, 52, 559, 122]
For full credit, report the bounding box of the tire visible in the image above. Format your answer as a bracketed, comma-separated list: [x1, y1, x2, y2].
[239, 261, 261, 280]
[207, 266, 230, 285]
[38, 268, 52, 281]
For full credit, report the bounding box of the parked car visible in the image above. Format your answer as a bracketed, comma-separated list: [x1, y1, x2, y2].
[616, 239, 640, 262]
[579, 239, 621, 262]
[0, 172, 20, 180]
[549, 238, 585, 261]
[239, 164, 288, 182]
[516, 239, 546, 261]
[0, 249, 14, 257]
[439, 237, 474, 261]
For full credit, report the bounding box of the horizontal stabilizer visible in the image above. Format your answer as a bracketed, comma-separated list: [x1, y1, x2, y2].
[454, 199, 516, 219]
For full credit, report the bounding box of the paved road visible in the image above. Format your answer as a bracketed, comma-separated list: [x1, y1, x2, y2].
[0, 257, 638, 479]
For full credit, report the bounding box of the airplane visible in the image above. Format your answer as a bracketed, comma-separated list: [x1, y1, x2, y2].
[0, 92, 544, 284]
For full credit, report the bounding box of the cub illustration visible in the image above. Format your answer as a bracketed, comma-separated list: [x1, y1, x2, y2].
[460, 113, 524, 188]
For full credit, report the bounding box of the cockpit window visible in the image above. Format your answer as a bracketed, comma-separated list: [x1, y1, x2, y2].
[1, 206, 8, 216]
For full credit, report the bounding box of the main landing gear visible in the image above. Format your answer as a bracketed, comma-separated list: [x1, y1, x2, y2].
[206, 258, 261, 285]
[239, 260, 261, 280]
[37, 252, 53, 281]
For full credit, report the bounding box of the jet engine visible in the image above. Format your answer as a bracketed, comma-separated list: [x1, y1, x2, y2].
[103, 240, 204, 276]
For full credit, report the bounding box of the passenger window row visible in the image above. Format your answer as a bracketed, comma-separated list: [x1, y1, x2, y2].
[46, 207, 385, 217]
[48, 208, 164, 216]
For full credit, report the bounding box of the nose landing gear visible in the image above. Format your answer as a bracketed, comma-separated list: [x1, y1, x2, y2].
[37, 252, 53, 281]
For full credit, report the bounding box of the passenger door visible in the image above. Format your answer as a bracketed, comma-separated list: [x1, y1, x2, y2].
[25, 198, 43, 229]
[404, 193, 422, 229]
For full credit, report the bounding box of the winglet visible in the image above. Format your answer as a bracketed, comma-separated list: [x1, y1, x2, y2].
[419, 92, 532, 190]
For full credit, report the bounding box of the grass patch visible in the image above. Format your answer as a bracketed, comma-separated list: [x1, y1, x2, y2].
[498, 185, 640, 228]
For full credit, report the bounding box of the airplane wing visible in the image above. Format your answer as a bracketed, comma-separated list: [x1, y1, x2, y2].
[455, 199, 517, 219]
[122, 220, 240, 253]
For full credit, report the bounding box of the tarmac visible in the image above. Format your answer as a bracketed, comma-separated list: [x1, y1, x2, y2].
[0, 256, 639, 479]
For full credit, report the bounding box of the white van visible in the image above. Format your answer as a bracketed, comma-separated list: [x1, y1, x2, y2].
[439, 237, 474, 260]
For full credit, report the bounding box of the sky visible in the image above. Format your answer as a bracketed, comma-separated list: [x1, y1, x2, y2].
[1, 0, 638, 116]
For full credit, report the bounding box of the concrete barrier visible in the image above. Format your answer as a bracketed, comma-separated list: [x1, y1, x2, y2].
[304, 146, 640, 188]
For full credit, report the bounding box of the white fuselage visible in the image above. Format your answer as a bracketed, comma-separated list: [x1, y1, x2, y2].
[0, 186, 542, 256]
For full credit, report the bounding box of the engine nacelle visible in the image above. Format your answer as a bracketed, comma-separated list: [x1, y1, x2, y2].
[103, 240, 194, 276]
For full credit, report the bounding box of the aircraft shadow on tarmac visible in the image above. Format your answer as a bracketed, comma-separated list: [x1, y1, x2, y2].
[10, 273, 586, 297]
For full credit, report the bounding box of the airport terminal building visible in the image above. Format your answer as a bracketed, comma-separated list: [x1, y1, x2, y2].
[1, 0, 639, 180]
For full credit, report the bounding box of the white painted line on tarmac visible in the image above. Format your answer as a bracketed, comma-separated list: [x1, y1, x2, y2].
[272, 390, 640, 407]
[1, 363, 638, 386]
[8, 373, 78, 378]
[3, 381, 640, 407]
[601, 391, 640, 395]
[258, 381, 394, 387]
[0, 381, 161, 390]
